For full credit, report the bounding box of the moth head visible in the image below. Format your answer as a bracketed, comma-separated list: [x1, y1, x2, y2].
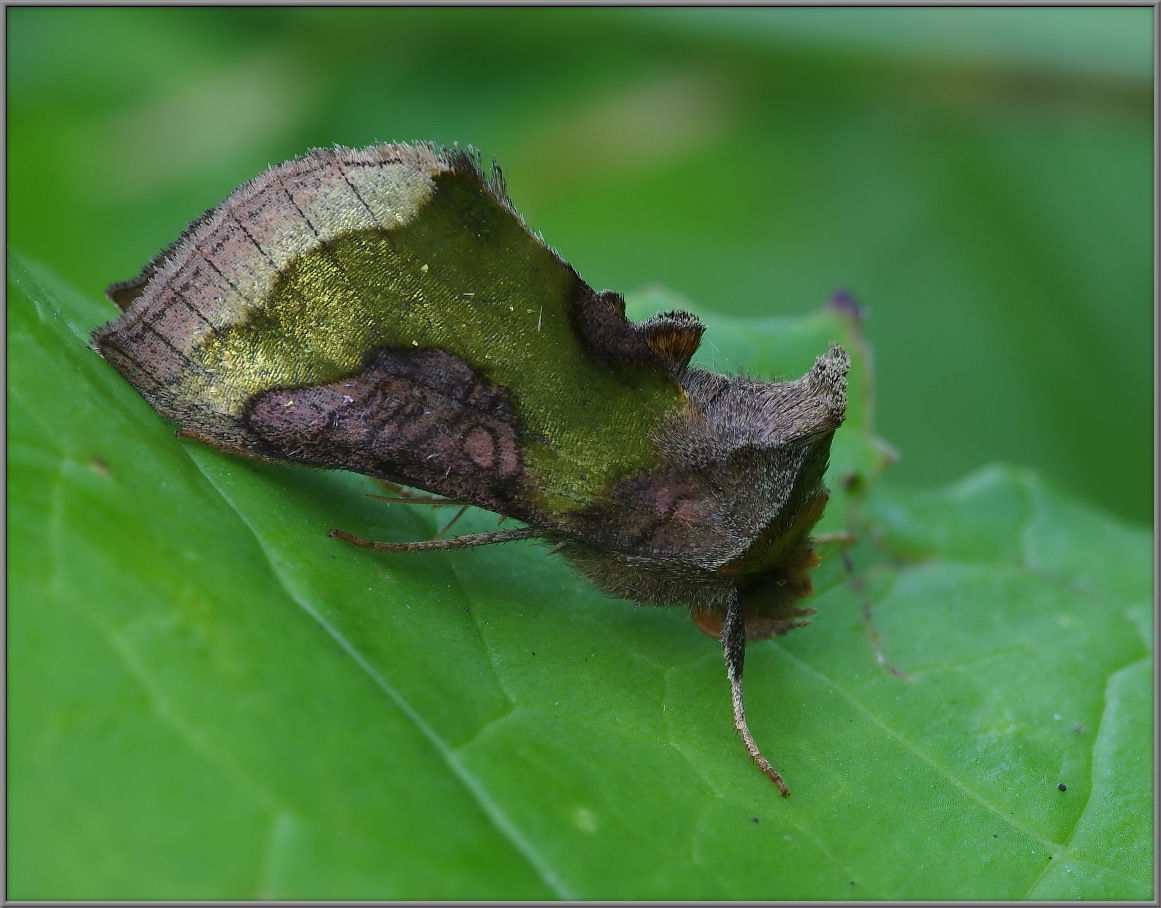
[684, 343, 851, 643]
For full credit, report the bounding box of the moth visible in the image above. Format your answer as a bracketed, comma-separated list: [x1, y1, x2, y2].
[93, 142, 849, 795]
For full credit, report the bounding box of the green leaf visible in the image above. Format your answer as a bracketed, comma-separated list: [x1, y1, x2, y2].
[9, 253, 1152, 900]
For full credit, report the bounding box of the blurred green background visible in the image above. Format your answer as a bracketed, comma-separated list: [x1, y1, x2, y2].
[7, 6, 1153, 524]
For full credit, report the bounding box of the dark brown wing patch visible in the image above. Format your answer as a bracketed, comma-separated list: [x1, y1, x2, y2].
[242, 347, 528, 512]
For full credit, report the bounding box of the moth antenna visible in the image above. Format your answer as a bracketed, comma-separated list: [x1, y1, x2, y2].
[723, 590, 790, 796]
[331, 526, 542, 552]
[435, 505, 471, 540]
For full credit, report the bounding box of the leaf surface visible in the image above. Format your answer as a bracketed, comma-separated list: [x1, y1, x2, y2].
[8, 254, 1151, 900]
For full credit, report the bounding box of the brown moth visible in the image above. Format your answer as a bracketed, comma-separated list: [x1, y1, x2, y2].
[93, 142, 849, 795]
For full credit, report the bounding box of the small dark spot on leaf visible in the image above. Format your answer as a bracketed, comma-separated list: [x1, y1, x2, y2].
[1058, 783, 1067, 792]
[751, 817, 759, 825]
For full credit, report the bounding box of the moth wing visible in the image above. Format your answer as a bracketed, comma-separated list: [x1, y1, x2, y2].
[93, 143, 701, 533]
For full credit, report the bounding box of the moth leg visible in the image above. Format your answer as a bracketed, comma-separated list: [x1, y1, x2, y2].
[372, 479, 420, 497]
[838, 543, 911, 680]
[723, 589, 791, 796]
[366, 479, 472, 507]
[435, 505, 470, 539]
[813, 530, 857, 546]
[330, 526, 542, 552]
[366, 492, 465, 506]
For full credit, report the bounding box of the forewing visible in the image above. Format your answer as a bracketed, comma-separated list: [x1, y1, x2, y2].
[93, 143, 691, 528]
